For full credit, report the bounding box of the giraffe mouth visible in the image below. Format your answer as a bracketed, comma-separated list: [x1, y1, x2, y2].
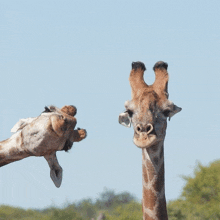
[133, 132, 157, 148]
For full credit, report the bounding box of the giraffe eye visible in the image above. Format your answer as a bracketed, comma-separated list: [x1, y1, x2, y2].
[126, 109, 133, 117]
[162, 109, 171, 117]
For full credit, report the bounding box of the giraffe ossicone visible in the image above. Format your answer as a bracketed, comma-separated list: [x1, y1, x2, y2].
[119, 61, 181, 220]
[0, 105, 87, 188]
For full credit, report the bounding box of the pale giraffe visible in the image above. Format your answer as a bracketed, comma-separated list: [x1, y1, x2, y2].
[0, 105, 87, 187]
[97, 213, 105, 220]
[119, 61, 181, 220]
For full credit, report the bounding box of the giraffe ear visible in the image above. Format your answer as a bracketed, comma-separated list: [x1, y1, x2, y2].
[119, 112, 131, 127]
[168, 104, 182, 121]
[50, 165, 63, 188]
[44, 153, 63, 188]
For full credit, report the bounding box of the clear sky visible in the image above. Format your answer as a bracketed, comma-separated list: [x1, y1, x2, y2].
[0, 0, 220, 209]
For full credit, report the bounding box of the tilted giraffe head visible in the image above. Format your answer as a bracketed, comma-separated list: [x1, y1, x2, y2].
[119, 61, 182, 148]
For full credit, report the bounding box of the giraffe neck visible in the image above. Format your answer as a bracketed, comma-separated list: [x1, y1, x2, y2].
[0, 131, 30, 167]
[142, 142, 168, 220]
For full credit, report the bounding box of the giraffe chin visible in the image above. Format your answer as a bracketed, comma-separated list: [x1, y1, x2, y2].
[133, 135, 157, 149]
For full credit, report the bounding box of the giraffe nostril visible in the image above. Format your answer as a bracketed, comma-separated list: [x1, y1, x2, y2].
[136, 125, 142, 133]
[146, 124, 154, 135]
[136, 124, 154, 135]
[146, 126, 151, 133]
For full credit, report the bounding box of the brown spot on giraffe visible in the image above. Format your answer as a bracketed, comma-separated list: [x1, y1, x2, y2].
[16, 131, 24, 147]
[150, 144, 159, 153]
[143, 188, 156, 210]
[159, 147, 164, 159]
[153, 163, 165, 193]
[156, 198, 168, 220]
[119, 61, 182, 219]
[153, 157, 159, 166]
[142, 164, 148, 183]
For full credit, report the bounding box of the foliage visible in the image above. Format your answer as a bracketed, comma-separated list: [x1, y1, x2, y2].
[95, 188, 136, 210]
[168, 160, 220, 220]
[75, 199, 97, 219]
[0, 189, 140, 220]
[2, 161, 220, 220]
[48, 207, 83, 220]
[105, 201, 142, 220]
[0, 205, 47, 220]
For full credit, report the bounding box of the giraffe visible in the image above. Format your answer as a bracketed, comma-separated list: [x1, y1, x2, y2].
[119, 61, 181, 220]
[97, 213, 106, 220]
[0, 105, 87, 188]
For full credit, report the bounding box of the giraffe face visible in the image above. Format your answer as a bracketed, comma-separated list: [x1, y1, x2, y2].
[119, 61, 181, 148]
[120, 96, 181, 148]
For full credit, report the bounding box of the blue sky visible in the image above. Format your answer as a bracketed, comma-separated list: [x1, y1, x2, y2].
[0, 0, 220, 209]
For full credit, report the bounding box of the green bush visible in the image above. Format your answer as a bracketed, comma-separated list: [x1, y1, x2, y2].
[168, 160, 220, 220]
[0, 189, 139, 220]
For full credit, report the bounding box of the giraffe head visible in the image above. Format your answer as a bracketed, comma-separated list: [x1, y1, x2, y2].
[119, 61, 181, 148]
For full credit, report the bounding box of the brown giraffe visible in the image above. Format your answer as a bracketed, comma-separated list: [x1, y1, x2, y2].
[119, 61, 181, 220]
[0, 105, 87, 187]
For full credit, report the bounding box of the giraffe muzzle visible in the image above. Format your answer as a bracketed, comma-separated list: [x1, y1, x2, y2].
[133, 123, 157, 148]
